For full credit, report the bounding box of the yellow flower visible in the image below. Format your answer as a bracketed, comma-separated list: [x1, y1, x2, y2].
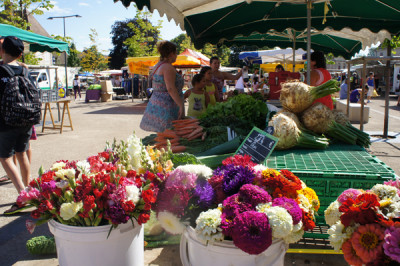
[138, 167, 146, 175]
[165, 160, 173, 172]
[380, 199, 392, 208]
[157, 162, 163, 173]
[51, 162, 66, 171]
[148, 148, 156, 161]
[298, 187, 320, 211]
[261, 168, 280, 178]
[60, 202, 83, 220]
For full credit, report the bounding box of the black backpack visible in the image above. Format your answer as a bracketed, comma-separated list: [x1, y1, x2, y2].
[0, 65, 42, 127]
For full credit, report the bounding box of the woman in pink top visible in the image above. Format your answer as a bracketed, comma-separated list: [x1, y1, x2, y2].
[309, 51, 334, 110]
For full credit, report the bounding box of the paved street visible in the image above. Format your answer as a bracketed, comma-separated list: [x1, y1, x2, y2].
[1, 93, 399, 266]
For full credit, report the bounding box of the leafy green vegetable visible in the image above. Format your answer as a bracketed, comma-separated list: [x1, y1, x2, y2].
[171, 153, 202, 167]
[199, 94, 268, 134]
[26, 236, 56, 255]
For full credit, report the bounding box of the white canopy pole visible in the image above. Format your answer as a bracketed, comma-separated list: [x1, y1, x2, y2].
[306, 0, 312, 84]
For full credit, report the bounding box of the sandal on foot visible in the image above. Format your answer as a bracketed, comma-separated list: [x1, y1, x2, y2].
[3, 203, 32, 215]
[0, 176, 9, 182]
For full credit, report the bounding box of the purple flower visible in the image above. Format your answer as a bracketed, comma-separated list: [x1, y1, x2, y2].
[156, 186, 190, 217]
[194, 179, 215, 209]
[221, 194, 252, 237]
[272, 197, 302, 225]
[231, 211, 272, 255]
[384, 226, 400, 263]
[106, 203, 130, 224]
[41, 180, 56, 193]
[109, 185, 127, 202]
[214, 165, 255, 196]
[238, 184, 272, 208]
[337, 189, 362, 204]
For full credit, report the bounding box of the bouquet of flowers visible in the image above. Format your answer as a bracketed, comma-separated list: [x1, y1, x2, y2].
[153, 154, 320, 255]
[324, 180, 400, 265]
[18, 134, 172, 233]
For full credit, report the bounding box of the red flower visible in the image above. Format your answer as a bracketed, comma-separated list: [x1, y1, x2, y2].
[146, 172, 155, 181]
[40, 171, 56, 183]
[222, 155, 257, 168]
[126, 170, 137, 179]
[339, 192, 383, 227]
[138, 213, 150, 225]
[302, 210, 316, 231]
[98, 151, 110, 161]
[262, 171, 302, 199]
[31, 210, 41, 219]
[83, 195, 96, 213]
[144, 203, 151, 211]
[53, 188, 62, 197]
[93, 188, 104, 199]
[142, 190, 156, 204]
[121, 201, 135, 213]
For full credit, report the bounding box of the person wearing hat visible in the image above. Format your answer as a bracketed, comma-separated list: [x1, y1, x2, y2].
[0, 36, 35, 214]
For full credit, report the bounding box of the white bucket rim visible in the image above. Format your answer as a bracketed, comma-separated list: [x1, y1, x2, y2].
[48, 219, 141, 242]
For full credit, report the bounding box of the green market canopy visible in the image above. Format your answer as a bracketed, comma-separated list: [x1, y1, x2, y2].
[115, 0, 400, 49]
[0, 24, 69, 54]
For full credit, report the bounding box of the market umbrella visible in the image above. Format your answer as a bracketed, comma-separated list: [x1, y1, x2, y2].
[227, 29, 362, 61]
[0, 23, 69, 54]
[239, 48, 306, 66]
[179, 48, 210, 66]
[126, 55, 201, 68]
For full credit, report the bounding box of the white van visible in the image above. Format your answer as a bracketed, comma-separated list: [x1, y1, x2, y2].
[28, 66, 79, 91]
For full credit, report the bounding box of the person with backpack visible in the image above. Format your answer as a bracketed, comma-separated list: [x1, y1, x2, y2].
[0, 36, 42, 215]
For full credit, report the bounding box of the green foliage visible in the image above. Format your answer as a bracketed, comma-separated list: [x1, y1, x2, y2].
[381, 35, 400, 54]
[171, 153, 202, 167]
[199, 94, 268, 135]
[67, 43, 81, 67]
[125, 11, 162, 57]
[170, 34, 196, 54]
[80, 29, 109, 72]
[26, 236, 56, 255]
[200, 44, 230, 66]
[22, 52, 42, 65]
[228, 45, 258, 67]
[0, 0, 53, 30]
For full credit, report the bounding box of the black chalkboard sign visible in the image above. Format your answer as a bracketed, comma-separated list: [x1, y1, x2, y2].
[235, 127, 278, 164]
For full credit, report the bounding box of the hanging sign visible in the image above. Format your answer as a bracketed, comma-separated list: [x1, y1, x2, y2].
[128, 62, 150, 75]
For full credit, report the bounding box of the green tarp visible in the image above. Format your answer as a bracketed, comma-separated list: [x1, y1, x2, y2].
[0, 24, 69, 54]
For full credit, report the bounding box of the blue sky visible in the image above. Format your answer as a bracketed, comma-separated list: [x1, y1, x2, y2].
[35, 0, 185, 53]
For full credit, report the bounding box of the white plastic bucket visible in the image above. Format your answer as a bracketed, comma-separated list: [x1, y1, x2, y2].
[180, 226, 288, 266]
[48, 220, 143, 266]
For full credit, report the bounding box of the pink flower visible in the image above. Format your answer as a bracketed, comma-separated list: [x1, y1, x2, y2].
[17, 187, 41, 205]
[384, 178, 400, 197]
[337, 189, 362, 204]
[383, 226, 400, 263]
[351, 223, 385, 264]
[165, 169, 197, 190]
[26, 220, 36, 234]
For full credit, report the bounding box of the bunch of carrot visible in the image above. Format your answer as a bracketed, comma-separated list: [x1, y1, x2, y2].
[152, 118, 206, 153]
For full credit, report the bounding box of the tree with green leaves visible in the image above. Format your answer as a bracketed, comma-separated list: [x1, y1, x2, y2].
[109, 11, 161, 69]
[200, 44, 230, 66]
[0, 0, 53, 30]
[170, 34, 196, 54]
[80, 29, 109, 72]
[67, 43, 81, 67]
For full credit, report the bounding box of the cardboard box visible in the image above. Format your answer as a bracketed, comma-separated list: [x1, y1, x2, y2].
[101, 92, 113, 102]
[336, 100, 369, 123]
[100, 80, 113, 93]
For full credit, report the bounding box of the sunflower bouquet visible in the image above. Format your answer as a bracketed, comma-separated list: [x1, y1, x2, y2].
[324, 181, 400, 265]
[153, 154, 320, 255]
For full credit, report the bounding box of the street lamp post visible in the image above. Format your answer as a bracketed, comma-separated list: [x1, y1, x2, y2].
[47, 15, 81, 96]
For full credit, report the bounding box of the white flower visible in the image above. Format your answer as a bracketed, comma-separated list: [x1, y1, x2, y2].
[55, 169, 76, 180]
[76, 160, 91, 174]
[261, 206, 293, 239]
[378, 199, 400, 219]
[51, 162, 66, 171]
[125, 185, 141, 204]
[297, 194, 312, 213]
[293, 221, 303, 232]
[176, 164, 213, 179]
[56, 180, 70, 189]
[60, 202, 83, 220]
[327, 222, 355, 251]
[371, 184, 400, 201]
[256, 202, 272, 213]
[284, 228, 304, 244]
[253, 164, 268, 172]
[324, 201, 341, 226]
[195, 209, 224, 242]
[126, 134, 150, 170]
[157, 211, 185, 235]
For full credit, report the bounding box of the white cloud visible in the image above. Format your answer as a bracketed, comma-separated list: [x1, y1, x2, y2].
[46, 1, 73, 15]
[79, 2, 90, 6]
